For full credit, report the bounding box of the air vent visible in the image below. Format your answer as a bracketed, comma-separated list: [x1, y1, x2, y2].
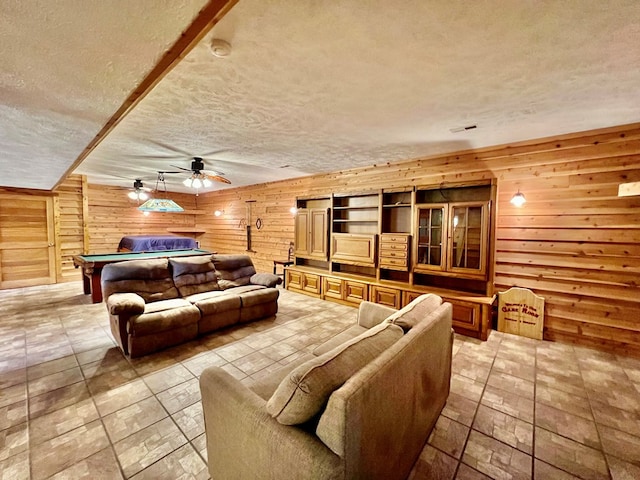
[450, 124, 478, 133]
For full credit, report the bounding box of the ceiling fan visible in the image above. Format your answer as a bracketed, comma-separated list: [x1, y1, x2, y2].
[127, 179, 152, 202]
[171, 157, 232, 188]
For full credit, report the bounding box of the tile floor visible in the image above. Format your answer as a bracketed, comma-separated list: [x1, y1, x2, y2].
[1, 282, 639, 479]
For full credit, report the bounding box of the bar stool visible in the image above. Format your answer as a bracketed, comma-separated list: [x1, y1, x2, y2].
[273, 244, 294, 287]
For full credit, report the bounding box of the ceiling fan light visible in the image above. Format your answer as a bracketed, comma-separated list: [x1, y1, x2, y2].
[203, 178, 212, 188]
[182, 178, 192, 187]
[192, 178, 203, 189]
[139, 192, 149, 201]
[128, 191, 137, 200]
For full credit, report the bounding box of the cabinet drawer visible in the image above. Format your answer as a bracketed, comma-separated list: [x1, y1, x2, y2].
[402, 290, 422, 307]
[379, 258, 408, 269]
[380, 234, 409, 245]
[323, 277, 343, 300]
[345, 280, 368, 304]
[286, 270, 303, 290]
[379, 242, 408, 252]
[447, 299, 480, 331]
[379, 249, 407, 259]
[302, 273, 322, 294]
[371, 285, 402, 309]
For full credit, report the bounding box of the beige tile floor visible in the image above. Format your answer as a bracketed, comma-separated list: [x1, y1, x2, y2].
[1, 282, 639, 479]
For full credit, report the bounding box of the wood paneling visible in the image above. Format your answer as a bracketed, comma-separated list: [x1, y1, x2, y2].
[196, 122, 640, 355]
[86, 184, 199, 253]
[53, 175, 86, 282]
[2, 122, 639, 354]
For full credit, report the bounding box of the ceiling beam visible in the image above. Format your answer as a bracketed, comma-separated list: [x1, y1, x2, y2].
[53, 0, 239, 190]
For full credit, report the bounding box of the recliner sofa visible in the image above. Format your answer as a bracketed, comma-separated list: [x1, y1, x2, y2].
[101, 254, 281, 357]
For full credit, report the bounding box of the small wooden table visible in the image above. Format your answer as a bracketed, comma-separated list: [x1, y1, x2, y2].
[73, 249, 211, 303]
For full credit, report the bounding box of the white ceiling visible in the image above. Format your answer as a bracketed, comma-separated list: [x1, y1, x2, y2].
[2, 1, 640, 194]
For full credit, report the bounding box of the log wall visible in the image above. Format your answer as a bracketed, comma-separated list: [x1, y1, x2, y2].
[195, 123, 640, 355]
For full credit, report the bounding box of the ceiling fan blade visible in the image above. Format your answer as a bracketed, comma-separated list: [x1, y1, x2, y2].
[205, 174, 232, 184]
[169, 165, 192, 172]
[203, 168, 226, 176]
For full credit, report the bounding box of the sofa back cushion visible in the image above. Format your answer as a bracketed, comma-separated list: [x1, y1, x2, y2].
[266, 321, 404, 425]
[385, 293, 442, 331]
[211, 254, 257, 289]
[101, 258, 179, 303]
[315, 302, 453, 479]
[169, 255, 220, 296]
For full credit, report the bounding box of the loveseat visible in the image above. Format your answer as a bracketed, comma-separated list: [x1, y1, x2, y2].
[200, 294, 454, 480]
[101, 254, 281, 357]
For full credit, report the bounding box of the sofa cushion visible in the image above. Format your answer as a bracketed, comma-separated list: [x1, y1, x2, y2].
[312, 325, 368, 357]
[266, 321, 404, 425]
[386, 294, 443, 331]
[169, 256, 220, 296]
[212, 254, 257, 288]
[250, 272, 282, 288]
[101, 258, 179, 302]
[189, 293, 242, 317]
[128, 299, 200, 336]
[239, 288, 279, 307]
[106, 292, 145, 315]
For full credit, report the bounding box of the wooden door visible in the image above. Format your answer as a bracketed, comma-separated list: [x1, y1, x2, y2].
[294, 209, 310, 257]
[308, 208, 328, 259]
[0, 193, 56, 289]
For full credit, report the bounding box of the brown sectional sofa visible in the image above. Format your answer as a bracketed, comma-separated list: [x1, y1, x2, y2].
[101, 254, 281, 357]
[200, 294, 454, 480]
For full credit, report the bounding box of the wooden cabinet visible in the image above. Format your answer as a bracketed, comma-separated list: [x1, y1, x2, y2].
[331, 233, 377, 266]
[414, 201, 489, 279]
[379, 233, 410, 271]
[370, 285, 402, 309]
[295, 208, 328, 260]
[322, 276, 368, 305]
[287, 270, 322, 296]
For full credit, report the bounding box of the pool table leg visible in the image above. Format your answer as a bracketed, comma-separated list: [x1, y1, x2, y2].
[82, 267, 103, 303]
[90, 271, 103, 303]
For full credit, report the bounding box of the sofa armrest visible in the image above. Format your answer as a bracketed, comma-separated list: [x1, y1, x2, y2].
[106, 293, 145, 315]
[200, 367, 341, 479]
[357, 301, 397, 329]
[250, 272, 283, 288]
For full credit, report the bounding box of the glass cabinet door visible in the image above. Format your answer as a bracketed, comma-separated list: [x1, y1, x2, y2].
[415, 204, 447, 270]
[449, 203, 486, 274]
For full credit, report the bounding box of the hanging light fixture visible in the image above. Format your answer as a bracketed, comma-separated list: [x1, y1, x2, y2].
[138, 173, 184, 213]
[127, 179, 149, 203]
[183, 173, 212, 190]
[510, 190, 526, 207]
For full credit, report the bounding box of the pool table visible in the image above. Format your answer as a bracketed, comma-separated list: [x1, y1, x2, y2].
[73, 249, 212, 303]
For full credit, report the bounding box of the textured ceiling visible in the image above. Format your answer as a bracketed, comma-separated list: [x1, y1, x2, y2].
[2, 1, 640, 194]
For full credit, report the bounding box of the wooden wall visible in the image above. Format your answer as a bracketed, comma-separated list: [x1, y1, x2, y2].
[2, 122, 638, 354]
[195, 123, 640, 355]
[54, 175, 85, 282]
[85, 183, 200, 253]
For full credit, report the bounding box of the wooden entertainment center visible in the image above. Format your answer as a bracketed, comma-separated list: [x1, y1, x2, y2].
[286, 180, 497, 340]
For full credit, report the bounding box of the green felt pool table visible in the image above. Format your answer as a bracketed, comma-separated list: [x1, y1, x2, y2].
[73, 249, 212, 303]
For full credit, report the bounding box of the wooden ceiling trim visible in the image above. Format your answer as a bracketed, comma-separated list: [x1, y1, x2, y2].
[53, 0, 239, 190]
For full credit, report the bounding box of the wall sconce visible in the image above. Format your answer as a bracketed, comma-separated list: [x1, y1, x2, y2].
[214, 209, 224, 217]
[510, 190, 526, 207]
[289, 206, 298, 215]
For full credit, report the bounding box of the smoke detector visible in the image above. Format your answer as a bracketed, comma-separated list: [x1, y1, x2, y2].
[209, 39, 232, 58]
